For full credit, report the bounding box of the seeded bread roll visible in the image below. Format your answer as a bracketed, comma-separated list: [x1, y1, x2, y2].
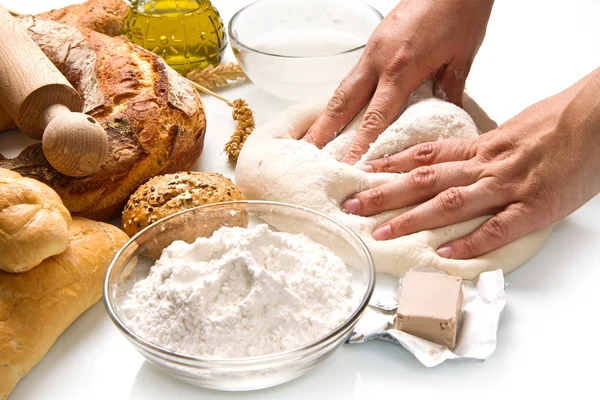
[122, 172, 244, 236]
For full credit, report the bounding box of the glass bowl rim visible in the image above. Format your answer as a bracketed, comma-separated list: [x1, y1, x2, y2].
[227, 0, 384, 59]
[103, 200, 376, 366]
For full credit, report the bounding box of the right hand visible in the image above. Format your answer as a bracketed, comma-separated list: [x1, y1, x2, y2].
[340, 67, 600, 259]
[303, 0, 495, 164]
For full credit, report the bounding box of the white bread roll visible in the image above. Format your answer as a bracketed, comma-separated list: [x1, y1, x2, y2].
[0, 168, 71, 273]
[0, 217, 129, 399]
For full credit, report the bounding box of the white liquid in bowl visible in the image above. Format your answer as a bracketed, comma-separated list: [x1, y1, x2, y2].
[251, 29, 366, 57]
[239, 28, 366, 102]
[230, 0, 382, 102]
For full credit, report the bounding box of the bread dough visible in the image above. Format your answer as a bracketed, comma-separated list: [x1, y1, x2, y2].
[235, 82, 553, 279]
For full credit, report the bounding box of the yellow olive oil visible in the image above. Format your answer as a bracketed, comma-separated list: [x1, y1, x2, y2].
[122, 0, 227, 74]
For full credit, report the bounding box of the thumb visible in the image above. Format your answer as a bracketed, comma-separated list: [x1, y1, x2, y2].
[434, 60, 470, 108]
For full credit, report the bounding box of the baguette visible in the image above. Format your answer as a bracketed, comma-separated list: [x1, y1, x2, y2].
[0, 218, 129, 399]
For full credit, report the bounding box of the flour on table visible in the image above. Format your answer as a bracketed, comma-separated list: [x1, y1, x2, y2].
[235, 81, 554, 279]
[122, 224, 353, 358]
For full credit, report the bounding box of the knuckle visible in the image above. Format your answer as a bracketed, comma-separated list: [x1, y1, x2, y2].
[361, 107, 388, 133]
[409, 166, 437, 191]
[482, 178, 503, 196]
[398, 212, 416, 231]
[523, 182, 557, 224]
[345, 147, 365, 164]
[366, 33, 386, 54]
[412, 142, 437, 166]
[381, 155, 394, 172]
[437, 187, 465, 213]
[365, 187, 386, 208]
[521, 173, 550, 203]
[476, 137, 513, 163]
[482, 216, 509, 242]
[385, 53, 412, 79]
[461, 235, 480, 257]
[324, 88, 350, 118]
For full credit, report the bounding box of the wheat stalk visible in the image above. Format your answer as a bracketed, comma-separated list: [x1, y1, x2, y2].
[224, 99, 255, 163]
[186, 79, 255, 163]
[186, 63, 247, 90]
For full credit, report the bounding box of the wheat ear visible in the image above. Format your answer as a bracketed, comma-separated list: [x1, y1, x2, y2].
[187, 80, 255, 163]
[186, 63, 247, 90]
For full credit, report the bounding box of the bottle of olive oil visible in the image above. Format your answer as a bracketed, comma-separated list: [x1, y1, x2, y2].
[122, 0, 227, 74]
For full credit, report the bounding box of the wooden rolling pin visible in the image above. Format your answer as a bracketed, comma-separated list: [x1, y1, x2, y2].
[0, 6, 108, 177]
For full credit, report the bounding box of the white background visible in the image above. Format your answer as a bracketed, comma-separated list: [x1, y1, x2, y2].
[1, 0, 600, 399]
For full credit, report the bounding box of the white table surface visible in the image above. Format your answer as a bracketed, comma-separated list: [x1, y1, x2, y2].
[2, 0, 600, 399]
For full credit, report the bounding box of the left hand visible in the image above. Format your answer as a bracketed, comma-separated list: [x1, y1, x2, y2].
[340, 68, 600, 259]
[302, 0, 494, 163]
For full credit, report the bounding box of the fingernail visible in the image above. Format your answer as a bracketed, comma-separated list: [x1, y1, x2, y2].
[342, 198, 360, 214]
[373, 224, 392, 241]
[436, 246, 453, 259]
[360, 164, 373, 173]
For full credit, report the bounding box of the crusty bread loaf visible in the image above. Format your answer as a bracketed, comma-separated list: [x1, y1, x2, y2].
[0, 217, 128, 399]
[122, 171, 244, 236]
[0, 168, 71, 273]
[0, 18, 206, 221]
[0, 0, 128, 133]
[36, 0, 128, 37]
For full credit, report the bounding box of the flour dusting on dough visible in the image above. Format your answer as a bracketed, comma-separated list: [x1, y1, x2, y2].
[235, 81, 554, 279]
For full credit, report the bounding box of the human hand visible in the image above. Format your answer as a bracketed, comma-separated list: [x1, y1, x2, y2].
[303, 0, 494, 164]
[340, 68, 600, 259]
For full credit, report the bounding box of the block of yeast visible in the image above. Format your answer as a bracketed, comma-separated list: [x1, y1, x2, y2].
[394, 271, 464, 349]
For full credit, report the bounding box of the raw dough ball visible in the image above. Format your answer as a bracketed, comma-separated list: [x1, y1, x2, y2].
[0, 168, 72, 273]
[235, 82, 553, 279]
[122, 171, 244, 236]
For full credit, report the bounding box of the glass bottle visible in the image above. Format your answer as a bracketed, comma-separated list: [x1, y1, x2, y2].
[122, 0, 227, 74]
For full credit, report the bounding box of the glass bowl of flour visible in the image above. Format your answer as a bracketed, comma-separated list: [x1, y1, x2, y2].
[229, 0, 383, 102]
[104, 201, 375, 391]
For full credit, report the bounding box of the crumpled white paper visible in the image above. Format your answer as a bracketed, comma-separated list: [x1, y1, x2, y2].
[348, 267, 506, 367]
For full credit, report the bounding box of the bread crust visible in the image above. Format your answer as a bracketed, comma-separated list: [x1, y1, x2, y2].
[0, 18, 206, 221]
[0, 217, 129, 399]
[0, 168, 71, 273]
[36, 0, 128, 37]
[122, 171, 244, 236]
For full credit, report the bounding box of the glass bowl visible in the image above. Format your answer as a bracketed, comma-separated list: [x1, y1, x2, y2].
[229, 0, 383, 102]
[104, 201, 375, 391]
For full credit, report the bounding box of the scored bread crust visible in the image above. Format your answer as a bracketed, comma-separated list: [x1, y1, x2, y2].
[0, 217, 129, 399]
[36, 0, 128, 37]
[0, 18, 207, 221]
[122, 171, 244, 237]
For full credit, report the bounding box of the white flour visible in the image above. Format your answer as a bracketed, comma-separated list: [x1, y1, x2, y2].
[122, 224, 353, 358]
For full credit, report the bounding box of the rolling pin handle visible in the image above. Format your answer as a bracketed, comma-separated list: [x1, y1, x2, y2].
[39, 103, 71, 130]
[41, 108, 109, 177]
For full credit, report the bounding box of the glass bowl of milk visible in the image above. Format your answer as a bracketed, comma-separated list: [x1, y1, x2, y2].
[229, 0, 383, 102]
